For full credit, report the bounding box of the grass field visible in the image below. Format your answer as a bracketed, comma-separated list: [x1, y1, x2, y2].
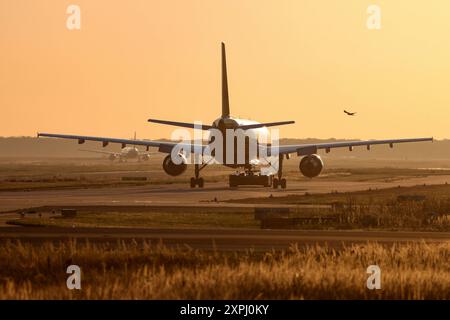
[0, 240, 449, 299]
[0, 158, 230, 191]
[9, 210, 259, 229]
[232, 183, 450, 205]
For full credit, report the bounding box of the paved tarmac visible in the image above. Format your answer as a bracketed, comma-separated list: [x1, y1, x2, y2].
[1, 175, 450, 212]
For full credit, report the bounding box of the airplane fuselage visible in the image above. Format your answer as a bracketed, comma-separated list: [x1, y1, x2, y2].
[121, 146, 140, 159]
[208, 116, 271, 169]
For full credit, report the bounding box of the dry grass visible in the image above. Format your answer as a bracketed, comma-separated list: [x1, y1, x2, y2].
[321, 197, 450, 230]
[0, 240, 449, 299]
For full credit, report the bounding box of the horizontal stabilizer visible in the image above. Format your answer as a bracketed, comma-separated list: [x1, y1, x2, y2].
[148, 119, 213, 130]
[239, 121, 295, 130]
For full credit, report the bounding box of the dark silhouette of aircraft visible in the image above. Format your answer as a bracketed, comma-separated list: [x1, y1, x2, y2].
[37, 43, 433, 189]
[344, 110, 357, 116]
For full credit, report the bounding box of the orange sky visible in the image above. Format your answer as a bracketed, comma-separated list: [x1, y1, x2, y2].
[1, 1, 449, 139]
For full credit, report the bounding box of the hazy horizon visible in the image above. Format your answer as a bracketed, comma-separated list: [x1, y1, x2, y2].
[0, 136, 444, 160]
[0, 135, 442, 141]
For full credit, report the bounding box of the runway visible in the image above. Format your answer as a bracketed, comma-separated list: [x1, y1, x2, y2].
[1, 226, 449, 251]
[1, 174, 450, 212]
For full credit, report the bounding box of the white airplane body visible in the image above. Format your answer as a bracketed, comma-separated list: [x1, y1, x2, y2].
[38, 43, 433, 188]
[79, 146, 151, 162]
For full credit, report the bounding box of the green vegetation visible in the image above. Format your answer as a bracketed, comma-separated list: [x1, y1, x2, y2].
[232, 183, 450, 205]
[286, 167, 450, 182]
[0, 159, 230, 191]
[0, 240, 449, 299]
[8, 209, 259, 229]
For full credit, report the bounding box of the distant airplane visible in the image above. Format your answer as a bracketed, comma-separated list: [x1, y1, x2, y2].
[79, 147, 152, 162]
[344, 110, 357, 116]
[79, 133, 153, 161]
[37, 43, 433, 189]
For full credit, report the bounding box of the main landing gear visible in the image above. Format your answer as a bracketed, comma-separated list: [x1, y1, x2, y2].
[229, 168, 272, 187]
[189, 154, 288, 189]
[272, 154, 287, 189]
[190, 163, 207, 188]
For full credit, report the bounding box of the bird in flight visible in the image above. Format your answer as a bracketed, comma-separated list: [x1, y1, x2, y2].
[344, 110, 356, 116]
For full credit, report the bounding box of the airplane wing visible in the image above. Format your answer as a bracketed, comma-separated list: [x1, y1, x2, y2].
[38, 133, 433, 157]
[273, 137, 433, 156]
[37, 133, 205, 154]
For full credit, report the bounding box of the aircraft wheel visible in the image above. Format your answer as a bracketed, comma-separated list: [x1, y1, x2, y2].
[273, 178, 279, 189]
[280, 178, 287, 189]
[198, 178, 204, 188]
[190, 178, 196, 188]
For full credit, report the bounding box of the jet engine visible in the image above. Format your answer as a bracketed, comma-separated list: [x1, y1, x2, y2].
[109, 154, 118, 161]
[299, 154, 323, 178]
[162, 154, 187, 176]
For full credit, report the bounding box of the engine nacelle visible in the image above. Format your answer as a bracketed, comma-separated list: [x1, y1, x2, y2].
[299, 154, 323, 178]
[162, 154, 187, 176]
[109, 154, 118, 161]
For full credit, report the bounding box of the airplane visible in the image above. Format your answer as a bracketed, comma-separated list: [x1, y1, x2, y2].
[78, 133, 153, 161]
[37, 42, 433, 189]
[344, 110, 357, 116]
[79, 146, 152, 162]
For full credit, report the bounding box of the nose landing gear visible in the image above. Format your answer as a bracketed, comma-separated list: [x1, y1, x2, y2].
[190, 163, 206, 188]
[190, 177, 204, 188]
[272, 154, 287, 189]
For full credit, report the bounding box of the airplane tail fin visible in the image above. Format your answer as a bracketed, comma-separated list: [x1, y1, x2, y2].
[221, 42, 230, 118]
